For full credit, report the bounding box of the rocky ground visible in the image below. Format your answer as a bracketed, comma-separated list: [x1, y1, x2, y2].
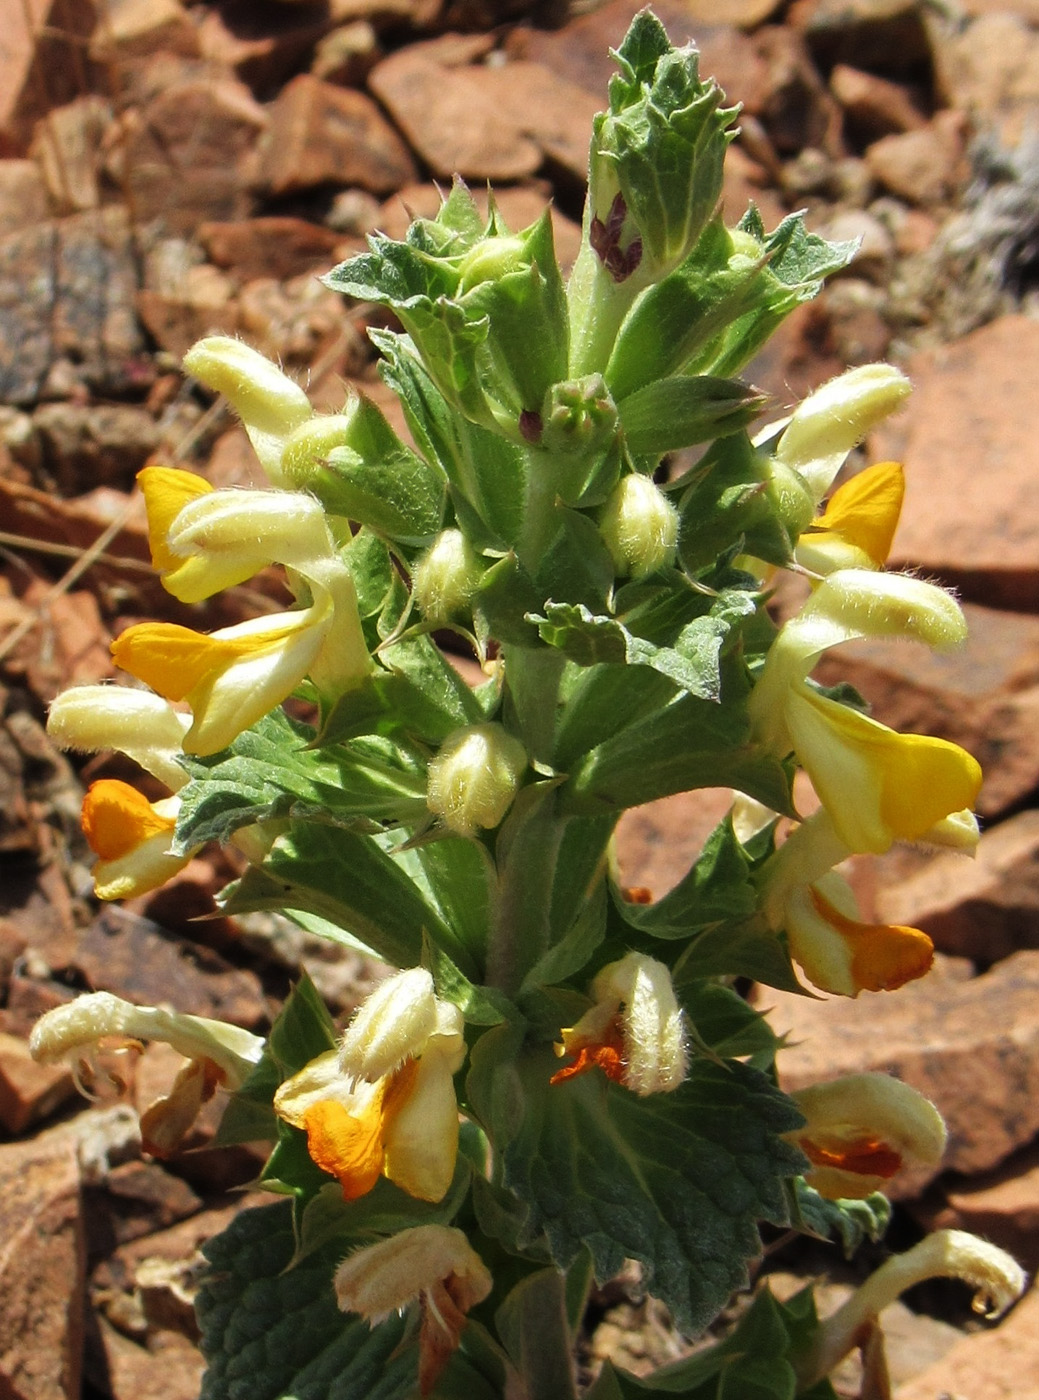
[2, 0, 1039, 1396]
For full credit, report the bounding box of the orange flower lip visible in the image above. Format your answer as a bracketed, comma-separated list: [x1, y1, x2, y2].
[81, 780, 177, 861]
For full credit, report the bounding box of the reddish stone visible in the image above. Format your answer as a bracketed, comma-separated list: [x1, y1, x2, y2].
[0, 1030, 76, 1133]
[258, 73, 416, 196]
[920, 1141, 1039, 1275]
[865, 110, 967, 206]
[136, 264, 239, 363]
[878, 317, 1039, 609]
[0, 1128, 85, 1399]
[933, 13, 1039, 144]
[760, 951, 1039, 1193]
[94, 1159, 203, 1247]
[196, 0, 343, 95]
[830, 63, 928, 142]
[894, 1286, 1039, 1400]
[91, 1319, 205, 1400]
[752, 25, 843, 157]
[72, 906, 268, 1030]
[0, 158, 49, 236]
[89, 0, 200, 62]
[876, 811, 1039, 964]
[200, 216, 345, 283]
[120, 76, 268, 230]
[0, 0, 98, 157]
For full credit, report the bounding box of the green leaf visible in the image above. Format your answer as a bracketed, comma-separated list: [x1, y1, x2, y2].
[520, 879, 608, 994]
[294, 1159, 473, 1265]
[678, 982, 780, 1065]
[790, 1180, 891, 1259]
[560, 661, 793, 817]
[222, 822, 478, 977]
[499, 1045, 804, 1335]
[672, 920, 804, 992]
[615, 819, 756, 937]
[319, 633, 485, 747]
[617, 375, 766, 455]
[423, 932, 514, 1027]
[197, 1201, 417, 1400]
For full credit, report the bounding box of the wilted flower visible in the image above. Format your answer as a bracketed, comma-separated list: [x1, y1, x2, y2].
[552, 951, 688, 1095]
[334, 1225, 492, 1395]
[30, 991, 264, 1157]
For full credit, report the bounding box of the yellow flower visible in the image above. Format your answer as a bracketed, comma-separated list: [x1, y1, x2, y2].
[784, 684, 981, 853]
[334, 1226, 492, 1396]
[80, 779, 193, 901]
[781, 872, 934, 996]
[552, 952, 687, 1095]
[788, 1072, 946, 1200]
[115, 469, 372, 754]
[274, 969, 465, 1203]
[47, 684, 191, 792]
[182, 336, 313, 483]
[30, 990, 264, 1158]
[795, 460, 905, 575]
[749, 571, 980, 853]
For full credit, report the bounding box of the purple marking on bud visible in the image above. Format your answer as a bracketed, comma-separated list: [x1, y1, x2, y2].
[519, 410, 543, 443]
[588, 193, 642, 283]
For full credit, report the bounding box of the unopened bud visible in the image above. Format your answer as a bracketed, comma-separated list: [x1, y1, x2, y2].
[412, 529, 483, 625]
[183, 337, 312, 482]
[599, 474, 678, 578]
[774, 364, 911, 499]
[338, 968, 439, 1083]
[427, 723, 527, 837]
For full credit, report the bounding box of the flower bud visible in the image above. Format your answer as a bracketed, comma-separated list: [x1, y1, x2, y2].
[334, 1225, 492, 1394]
[599, 474, 679, 579]
[789, 1072, 946, 1198]
[183, 337, 312, 483]
[412, 529, 483, 625]
[774, 364, 911, 500]
[47, 685, 190, 792]
[338, 968, 439, 1083]
[426, 723, 527, 837]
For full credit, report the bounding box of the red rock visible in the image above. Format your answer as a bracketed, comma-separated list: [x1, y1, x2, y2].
[0, 1029, 76, 1133]
[0, 0, 98, 157]
[865, 110, 967, 206]
[34, 400, 161, 493]
[196, 0, 342, 95]
[258, 73, 416, 196]
[367, 49, 539, 182]
[814, 602, 1039, 820]
[89, 0, 200, 61]
[120, 76, 268, 230]
[921, 1141, 1039, 1274]
[932, 13, 1039, 144]
[760, 951, 1039, 1192]
[136, 263, 239, 363]
[752, 25, 843, 156]
[29, 95, 112, 214]
[0, 1128, 85, 1398]
[91, 1319, 205, 1400]
[200, 216, 346, 283]
[95, 1159, 203, 1247]
[615, 789, 738, 899]
[0, 158, 49, 236]
[743, 298, 848, 405]
[894, 1286, 1039, 1400]
[72, 905, 268, 1030]
[830, 63, 928, 142]
[0, 206, 147, 405]
[311, 19, 381, 85]
[878, 316, 1039, 609]
[790, 0, 935, 80]
[875, 811, 1039, 964]
[683, 0, 784, 24]
[236, 272, 364, 374]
